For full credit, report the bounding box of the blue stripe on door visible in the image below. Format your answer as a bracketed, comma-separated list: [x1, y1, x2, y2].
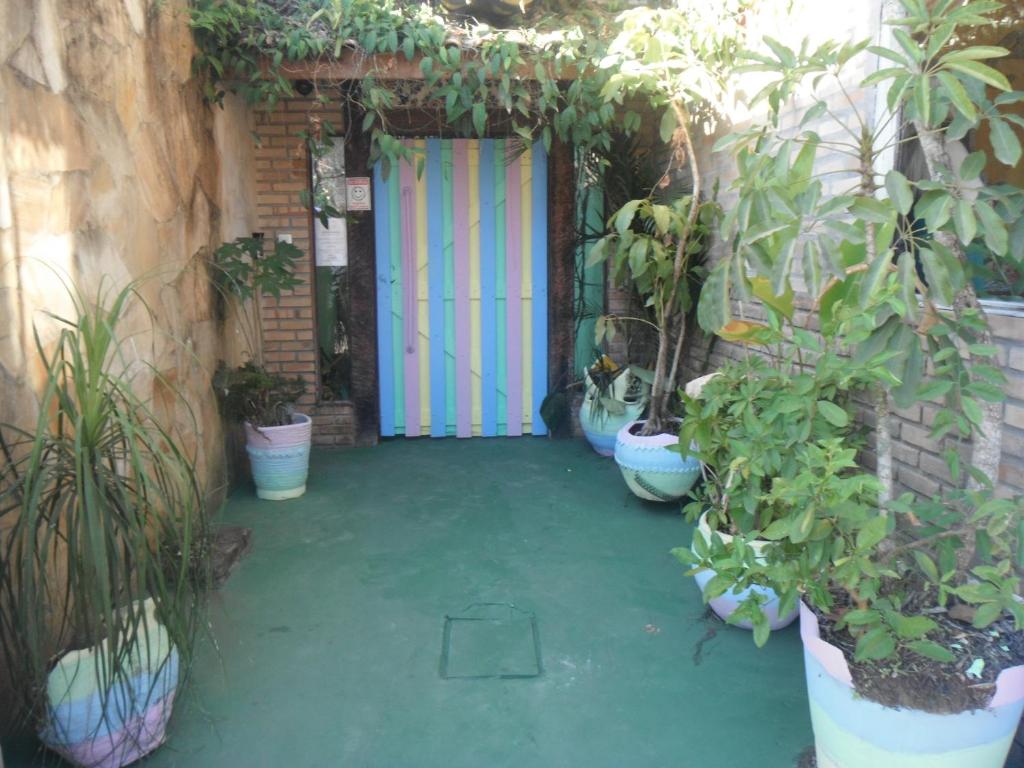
[374, 163, 395, 436]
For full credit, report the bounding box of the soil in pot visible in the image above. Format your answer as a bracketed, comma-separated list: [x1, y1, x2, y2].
[813, 600, 1024, 715]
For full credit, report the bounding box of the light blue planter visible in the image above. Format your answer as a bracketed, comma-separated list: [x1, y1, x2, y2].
[801, 604, 1024, 767]
[245, 413, 312, 500]
[579, 398, 646, 456]
[613, 420, 701, 502]
[578, 368, 649, 457]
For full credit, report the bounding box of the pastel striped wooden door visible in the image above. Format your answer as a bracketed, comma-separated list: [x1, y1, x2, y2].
[374, 138, 548, 437]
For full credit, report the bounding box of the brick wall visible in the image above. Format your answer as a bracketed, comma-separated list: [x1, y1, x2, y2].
[252, 96, 357, 446]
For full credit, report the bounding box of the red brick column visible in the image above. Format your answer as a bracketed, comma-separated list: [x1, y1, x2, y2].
[252, 97, 343, 411]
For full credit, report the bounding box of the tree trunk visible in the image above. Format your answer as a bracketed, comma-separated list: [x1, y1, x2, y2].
[912, 122, 1003, 490]
[859, 141, 894, 507]
[912, 122, 1002, 571]
[641, 102, 702, 437]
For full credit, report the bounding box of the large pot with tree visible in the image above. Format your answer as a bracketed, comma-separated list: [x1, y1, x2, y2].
[686, 2, 1024, 764]
[588, 4, 747, 501]
[211, 236, 312, 500]
[0, 280, 208, 767]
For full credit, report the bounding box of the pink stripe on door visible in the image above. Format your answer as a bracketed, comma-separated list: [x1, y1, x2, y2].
[452, 141, 472, 437]
[400, 152, 421, 437]
[505, 146, 523, 436]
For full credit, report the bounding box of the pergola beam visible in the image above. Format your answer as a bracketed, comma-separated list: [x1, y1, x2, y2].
[273, 49, 577, 81]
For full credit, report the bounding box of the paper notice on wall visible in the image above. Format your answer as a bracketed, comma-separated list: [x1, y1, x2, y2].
[314, 218, 348, 267]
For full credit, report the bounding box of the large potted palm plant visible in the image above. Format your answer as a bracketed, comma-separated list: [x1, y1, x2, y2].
[0, 279, 208, 767]
[688, 2, 1024, 764]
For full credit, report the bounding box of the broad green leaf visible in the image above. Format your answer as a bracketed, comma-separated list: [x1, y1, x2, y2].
[940, 46, 1010, 64]
[885, 170, 913, 215]
[953, 199, 977, 245]
[959, 150, 986, 181]
[975, 202, 1008, 255]
[817, 400, 849, 428]
[750, 276, 794, 319]
[842, 609, 880, 626]
[650, 204, 671, 235]
[989, 118, 1022, 167]
[962, 396, 983, 427]
[945, 60, 1011, 91]
[936, 71, 976, 121]
[659, 108, 677, 144]
[973, 601, 1003, 628]
[697, 262, 731, 333]
[887, 612, 937, 640]
[855, 627, 896, 661]
[472, 102, 486, 136]
[907, 640, 955, 662]
[913, 551, 939, 581]
[897, 251, 919, 324]
[614, 200, 641, 236]
[893, 338, 923, 409]
[856, 515, 888, 550]
[718, 320, 777, 346]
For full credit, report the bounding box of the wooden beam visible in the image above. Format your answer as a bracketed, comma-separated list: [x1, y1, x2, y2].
[273, 49, 578, 81]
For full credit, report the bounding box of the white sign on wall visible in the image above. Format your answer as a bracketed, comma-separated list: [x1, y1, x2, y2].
[346, 178, 371, 211]
[314, 142, 348, 267]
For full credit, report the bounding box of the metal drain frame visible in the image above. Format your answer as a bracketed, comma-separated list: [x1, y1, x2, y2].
[440, 602, 543, 680]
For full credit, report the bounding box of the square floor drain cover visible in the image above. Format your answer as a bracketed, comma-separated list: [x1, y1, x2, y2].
[441, 603, 542, 679]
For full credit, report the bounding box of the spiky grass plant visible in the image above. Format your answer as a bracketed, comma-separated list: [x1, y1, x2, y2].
[0, 277, 209, 739]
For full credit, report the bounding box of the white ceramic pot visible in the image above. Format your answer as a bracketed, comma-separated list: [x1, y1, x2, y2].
[691, 511, 798, 630]
[613, 420, 701, 502]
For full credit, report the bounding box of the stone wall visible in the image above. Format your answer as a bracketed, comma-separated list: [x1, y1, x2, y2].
[0, 0, 255, 502]
[0, 0, 256, 727]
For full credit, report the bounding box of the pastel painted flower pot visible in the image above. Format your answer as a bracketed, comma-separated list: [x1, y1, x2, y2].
[578, 368, 649, 457]
[691, 511, 798, 630]
[801, 603, 1024, 768]
[245, 412, 312, 500]
[39, 599, 178, 768]
[613, 420, 701, 502]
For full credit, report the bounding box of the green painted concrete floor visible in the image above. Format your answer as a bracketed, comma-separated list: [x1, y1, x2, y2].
[8, 438, 813, 767]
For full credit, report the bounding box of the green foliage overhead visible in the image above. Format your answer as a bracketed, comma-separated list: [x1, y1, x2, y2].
[189, 0, 749, 174]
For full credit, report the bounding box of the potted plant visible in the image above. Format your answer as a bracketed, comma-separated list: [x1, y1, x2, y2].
[211, 235, 312, 500]
[578, 355, 650, 456]
[674, 296, 875, 634]
[216, 362, 310, 500]
[688, 2, 1024, 764]
[0, 280, 208, 767]
[588, 5, 746, 501]
[589, 196, 712, 501]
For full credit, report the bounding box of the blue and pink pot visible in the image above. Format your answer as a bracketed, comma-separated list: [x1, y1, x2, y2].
[613, 420, 701, 502]
[801, 603, 1024, 767]
[691, 512, 798, 630]
[579, 368, 648, 457]
[39, 599, 178, 768]
[245, 412, 312, 500]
